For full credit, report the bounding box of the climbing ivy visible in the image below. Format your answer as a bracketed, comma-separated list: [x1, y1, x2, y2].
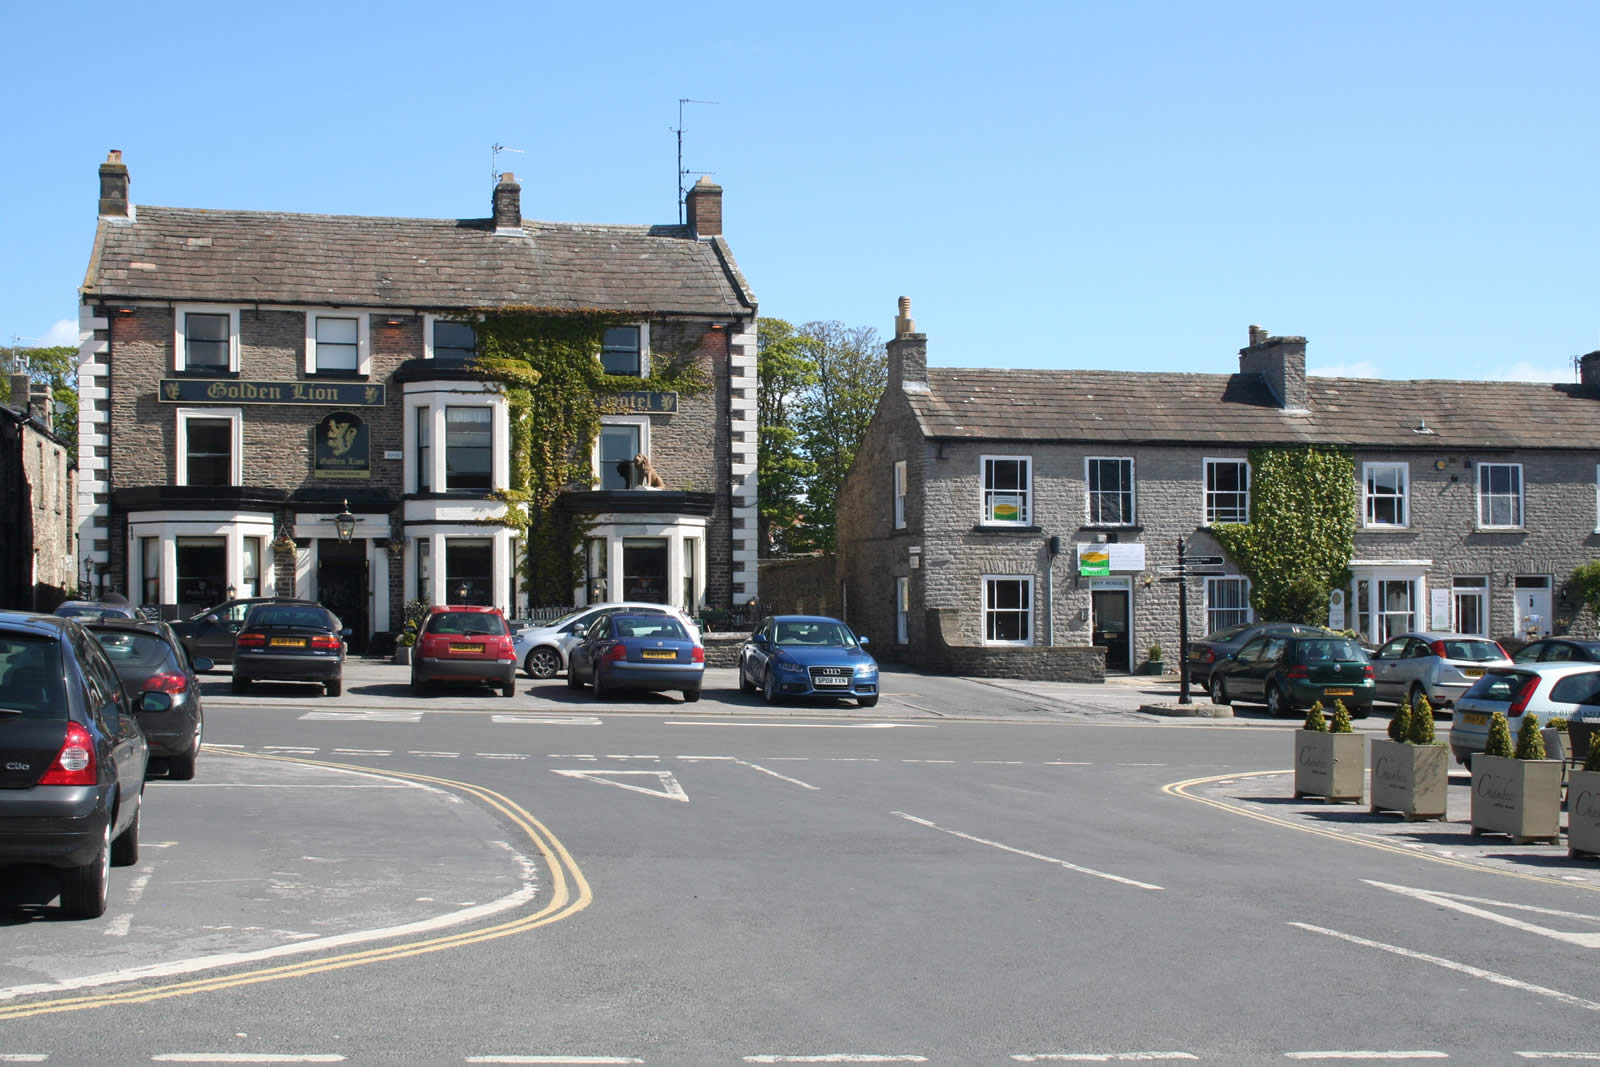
[466, 309, 711, 605]
[1210, 446, 1357, 625]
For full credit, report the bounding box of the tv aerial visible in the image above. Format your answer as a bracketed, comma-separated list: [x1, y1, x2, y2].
[673, 98, 718, 224]
[491, 143, 525, 188]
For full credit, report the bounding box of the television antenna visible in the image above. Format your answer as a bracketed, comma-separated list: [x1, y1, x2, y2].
[673, 98, 718, 224]
[491, 143, 525, 189]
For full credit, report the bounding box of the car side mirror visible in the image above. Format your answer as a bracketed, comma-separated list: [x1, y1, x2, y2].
[204, 614, 220, 625]
[752, 634, 768, 647]
[341, 628, 352, 637]
[858, 635, 870, 646]
[137, 691, 173, 713]
[193, 656, 215, 673]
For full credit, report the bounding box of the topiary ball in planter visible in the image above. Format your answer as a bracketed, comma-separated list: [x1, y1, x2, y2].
[1515, 713, 1547, 760]
[1388, 699, 1412, 743]
[1330, 699, 1354, 734]
[1303, 701, 1327, 732]
[1408, 696, 1437, 746]
[1485, 711, 1513, 758]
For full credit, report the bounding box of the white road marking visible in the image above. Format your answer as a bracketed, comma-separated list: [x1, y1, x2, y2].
[492, 715, 603, 725]
[976, 761, 1024, 765]
[407, 751, 460, 758]
[737, 760, 820, 791]
[152, 1056, 346, 1063]
[551, 769, 688, 802]
[1290, 922, 1600, 1011]
[892, 812, 1163, 891]
[103, 864, 156, 937]
[300, 710, 421, 722]
[263, 747, 318, 754]
[901, 760, 955, 764]
[676, 755, 736, 761]
[1515, 1054, 1600, 1060]
[0, 1055, 48, 1062]
[1283, 1054, 1447, 1061]
[476, 753, 529, 760]
[604, 754, 660, 760]
[549, 754, 599, 760]
[744, 1057, 928, 1064]
[466, 1058, 644, 1064]
[666, 721, 934, 729]
[1364, 880, 1600, 948]
[1044, 761, 1092, 766]
[331, 749, 391, 756]
[161, 784, 411, 789]
[826, 758, 879, 762]
[1012, 1055, 1198, 1063]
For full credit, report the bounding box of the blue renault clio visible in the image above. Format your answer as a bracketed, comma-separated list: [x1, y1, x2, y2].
[739, 615, 880, 707]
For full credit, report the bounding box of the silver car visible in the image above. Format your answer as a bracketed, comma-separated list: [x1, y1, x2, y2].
[1450, 663, 1600, 765]
[512, 602, 700, 679]
[1368, 631, 1512, 710]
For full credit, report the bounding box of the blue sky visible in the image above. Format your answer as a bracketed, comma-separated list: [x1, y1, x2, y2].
[3, 1, 1596, 382]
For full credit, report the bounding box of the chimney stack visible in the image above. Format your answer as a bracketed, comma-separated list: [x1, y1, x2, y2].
[9, 374, 30, 411]
[886, 296, 927, 394]
[99, 149, 131, 219]
[492, 172, 521, 233]
[1238, 324, 1308, 411]
[27, 381, 52, 424]
[685, 176, 722, 238]
[1581, 351, 1600, 388]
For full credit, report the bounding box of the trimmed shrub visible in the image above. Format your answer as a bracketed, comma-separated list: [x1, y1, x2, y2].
[1330, 699, 1354, 734]
[1303, 701, 1327, 732]
[1548, 717, 1568, 731]
[1484, 712, 1513, 758]
[1388, 700, 1412, 742]
[1408, 696, 1437, 745]
[1515, 713, 1547, 760]
[1586, 737, 1600, 773]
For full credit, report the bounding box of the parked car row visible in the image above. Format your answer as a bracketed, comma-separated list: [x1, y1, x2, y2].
[0, 610, 208, 919]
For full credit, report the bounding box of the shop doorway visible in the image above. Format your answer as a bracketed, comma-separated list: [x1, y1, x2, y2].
[1091, 579, 1131, 673]
[317, 540, 368, 653]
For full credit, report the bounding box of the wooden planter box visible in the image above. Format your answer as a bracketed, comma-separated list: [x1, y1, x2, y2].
[1369, 739, 1449, 821]
[1569, 769, 1600, 859]
[1294, 730, 1365, 803]
[1470, 753, 1563, 844]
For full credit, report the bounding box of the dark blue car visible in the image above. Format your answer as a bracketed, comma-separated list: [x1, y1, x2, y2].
[739, 615, 879, 707]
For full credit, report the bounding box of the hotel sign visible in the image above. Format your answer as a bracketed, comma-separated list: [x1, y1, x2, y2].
[602, 391, 678, 414]
[159, 379, 386, 407]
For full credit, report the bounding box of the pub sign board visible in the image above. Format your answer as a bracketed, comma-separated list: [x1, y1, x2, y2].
[312, 412, 370, 479]
[160, 379, 386, 407]
[601, 391, 678, 414]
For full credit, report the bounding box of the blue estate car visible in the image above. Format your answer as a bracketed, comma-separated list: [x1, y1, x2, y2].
[739, 615, 879, 708]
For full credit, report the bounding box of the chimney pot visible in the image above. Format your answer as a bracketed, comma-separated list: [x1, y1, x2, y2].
[685, 176, 722, 238]
[886, 295, 927, 393]
[894, 296, 916, 338]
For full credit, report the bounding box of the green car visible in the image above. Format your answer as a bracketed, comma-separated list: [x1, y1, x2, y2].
[1207, 633, 1375, 718]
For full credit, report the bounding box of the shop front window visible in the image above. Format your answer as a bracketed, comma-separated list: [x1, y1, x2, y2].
[242, 537, 262, 598]
[622, 538, 668, 603]
[445, 538, 493, 606]
[585, 538, 609, 604]
[141, 537, 161, 605]
[176, 537, 227, 612]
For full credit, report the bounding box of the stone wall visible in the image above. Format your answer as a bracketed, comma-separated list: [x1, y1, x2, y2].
[927, 608, 1106, 681]
[756, 555, 838, 617]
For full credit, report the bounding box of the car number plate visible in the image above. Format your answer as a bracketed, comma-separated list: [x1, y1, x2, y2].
[641, 650, 676, 660]
[1324, 688, 1353, 696]
[1462, 668, 1483, 677]
[815, 676, 849, 687]
[270, 637, 307, 648]
[1463, 712, 1488, 725]
[448, 643, 480, 653]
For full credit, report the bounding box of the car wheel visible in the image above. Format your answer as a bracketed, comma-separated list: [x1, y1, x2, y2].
[111, 795, 140, 867]
[566, 666, 582, 690]
[230, 675, 249, 695]
[591, 669, 606, 701]
[170, 718, 200, 781]
[325, 679, 343, 698]
[502, 678, 516, 698]
[526, 646, 560, 680]
[60, 820, 110, 919]
[1409, 683, 1428, 713]
[762, 669, 780, 705]
[740, 662, 758, 694]
[857, 695, 879, 708]
[411, 672, 429, 697]
[683, 687, 702, 702]
[1210, 675, 1230, 707]
[1353, 705, 1371, 719]
[1266, 683, 1287, 718]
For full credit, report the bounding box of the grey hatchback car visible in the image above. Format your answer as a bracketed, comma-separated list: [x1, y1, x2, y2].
[1368, 632, 1512, 710]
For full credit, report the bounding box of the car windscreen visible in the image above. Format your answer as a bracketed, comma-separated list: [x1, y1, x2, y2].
[0, 633, 69, 720]
[247, 606, 334, 629]
[774, 621, 857, 647]
[427, 612, 507, 636]
[1463, 669, 1535, 701]
[90, 630, 176, 671]
[614, 616, 688, 640]
[1291, 639, 1365, 664]
[57, 604, 128, 619]
[1202, 623, 1252, 643]
[1439, 639, 1505, 662]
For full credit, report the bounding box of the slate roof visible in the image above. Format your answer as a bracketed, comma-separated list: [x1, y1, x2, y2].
[908, 368, 1600, 451]
[83, 206, 754, 316]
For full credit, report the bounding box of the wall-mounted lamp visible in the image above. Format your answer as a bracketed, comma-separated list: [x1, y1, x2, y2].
[334, 500, 356, 542]
[1141, 573, 1153, 588]
[226, 584, 237, 600]
[114, 306, 137, 316]
[1560, 585, 1570, 600]
[1079, 605, 1091, 623]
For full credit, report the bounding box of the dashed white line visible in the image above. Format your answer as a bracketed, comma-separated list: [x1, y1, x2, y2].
[1283, 1054, 1447, 1061]
[901, 760, 955, 764]
[152, 1056, 347, 1063]
[1290, 923, 1600, 1011]
[262, 747, 318, 755]
[331, 749, 391, 756]
[0, 1055, 48, 1063]
[975, 760, 1024, 765]
[476, 753, 529, 760]
[104, 864, 156, 936]
[893, 812, 1164, 891]
[465, 1058, 644, 1064]
[1515, 1054, 1600, 1060]
[743, 1057, 927, 1064]
[407, 751, 460, 758]
[1012, 1055, 1198, 1063]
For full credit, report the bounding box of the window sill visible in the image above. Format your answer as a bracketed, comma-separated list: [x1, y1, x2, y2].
[1473, 527, 1526, 535]
[309, 369, 369, 380]
[1078, 524, 1143, 533]
[1360, 525, 1413, 533]
[171, 368, 239, 379]
[973, 524, 1042, 533]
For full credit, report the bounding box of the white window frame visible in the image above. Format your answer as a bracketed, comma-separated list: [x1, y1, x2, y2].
[1085, 456, 1136, 526]
[174, 407, 242, 487]
[173, 304, 240, 373]
[1203, 457, 1250, 525]
[1362, 461, 1409, 528]
[982, 574, 1033, 646]
[1477, 462, 1524, 529]
[1204, 575, 1253, 632]
[980, 455, 1031, 527]
[593, 415, 652, 489]
[893, 460, 907, 530]
[1452, 575, 1489, 637]
[304, 312, 372, 376]
[598, 322, 652, 378]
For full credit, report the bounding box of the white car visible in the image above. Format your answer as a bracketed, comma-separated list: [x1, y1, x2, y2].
[512, 602, 701, 679]
[1449, 662, 1600, 766]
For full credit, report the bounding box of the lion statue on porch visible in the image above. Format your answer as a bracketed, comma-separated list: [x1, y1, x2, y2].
[633, 453, 666, 490]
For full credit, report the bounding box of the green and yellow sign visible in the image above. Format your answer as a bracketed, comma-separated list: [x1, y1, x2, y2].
[1077, 545, 1111, 576]
[160, 379, 386, 407]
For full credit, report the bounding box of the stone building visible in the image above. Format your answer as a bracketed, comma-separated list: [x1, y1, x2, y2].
[76, 152, 757, 646]
[1, 376, 77, 610]
[836, 299, 1600, 680]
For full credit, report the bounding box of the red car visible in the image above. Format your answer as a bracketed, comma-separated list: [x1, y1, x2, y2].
[410, 606, 517, 697]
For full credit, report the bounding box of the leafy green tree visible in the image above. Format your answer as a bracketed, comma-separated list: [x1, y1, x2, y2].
[791, 321, 885, 554]
[1, 344, 78, 453]
[755, 318, 817, 557]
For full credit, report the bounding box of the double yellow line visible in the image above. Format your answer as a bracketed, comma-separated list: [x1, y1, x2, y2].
[0, 752, 592, 1020]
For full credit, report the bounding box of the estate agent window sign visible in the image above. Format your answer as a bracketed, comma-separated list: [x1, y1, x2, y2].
[313, 411, 371, 480]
